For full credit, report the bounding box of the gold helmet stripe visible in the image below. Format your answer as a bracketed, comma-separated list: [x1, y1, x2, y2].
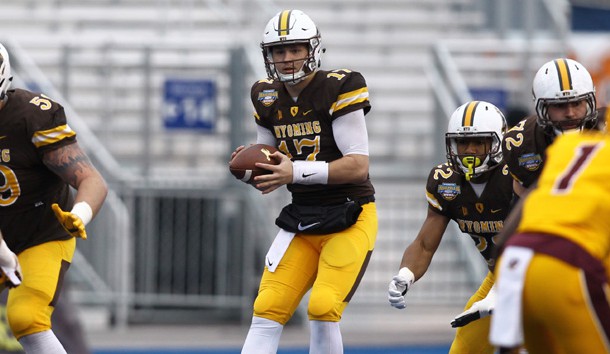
[554, 58, 573, 91]
[461, 101, 480, 127]
[278, 10, 292, 37]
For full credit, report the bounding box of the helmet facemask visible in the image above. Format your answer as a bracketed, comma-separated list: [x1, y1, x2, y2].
[262, 36, 322, 85]
[535, 93, 597, 135]
[446, 133, 503, 181]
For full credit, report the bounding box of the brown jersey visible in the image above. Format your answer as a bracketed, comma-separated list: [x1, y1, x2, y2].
[425, 162, 514, 267]
[0, 89, 76, 253]
[502, 108, 607, 188]
[251, 69, 374, 205]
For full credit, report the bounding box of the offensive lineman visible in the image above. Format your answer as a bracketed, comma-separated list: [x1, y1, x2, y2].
[0, 43, 107, 353]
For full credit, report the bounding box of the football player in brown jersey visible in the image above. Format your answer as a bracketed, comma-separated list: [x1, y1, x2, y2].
[502, 58, 608, 198]
[490, 131, 610, 353]
[0, 43, 107, 353]
[232, 9, 377, 354]
[388, 101, 513, 354]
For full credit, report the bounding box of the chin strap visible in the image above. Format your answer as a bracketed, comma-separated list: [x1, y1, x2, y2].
[461, 156, 481, 181]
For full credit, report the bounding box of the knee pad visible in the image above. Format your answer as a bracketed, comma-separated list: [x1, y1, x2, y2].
[8, 295, 51, 339]
[252, 289, 292, 325]
[308, 287, 340, 320]
[252, 290, 273, 316]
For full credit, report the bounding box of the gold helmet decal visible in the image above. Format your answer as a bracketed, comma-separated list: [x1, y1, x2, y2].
[277, 10, 292, 37]
[553, 58, 573, 92]
[461, 101, 480, 127]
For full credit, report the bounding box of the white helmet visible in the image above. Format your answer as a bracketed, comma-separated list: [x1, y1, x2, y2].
[532, 58, 597, 134]
[0, 43, 12, 100]
[445, 101, 507, 181]
[261, 10, 323, 84]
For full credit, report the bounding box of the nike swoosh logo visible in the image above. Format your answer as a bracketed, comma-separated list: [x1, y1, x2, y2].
[0, 136, 6, 140]
[266, 257, 273, 267]
[491, 209, 502, 213]
[302, 173, 316, 178]
[303, 110, 313, 116]
[297, 222, 320, 231]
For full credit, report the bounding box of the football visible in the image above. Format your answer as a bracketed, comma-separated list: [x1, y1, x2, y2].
[229, 144, 279, 184]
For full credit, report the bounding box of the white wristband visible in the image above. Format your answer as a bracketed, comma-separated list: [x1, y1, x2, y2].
[399, 267, 415, 289]
[71, 201, 93, 226]
[292, 161, 329, 184]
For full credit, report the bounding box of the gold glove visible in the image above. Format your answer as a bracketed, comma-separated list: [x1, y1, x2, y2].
[52, 203, 88, 239]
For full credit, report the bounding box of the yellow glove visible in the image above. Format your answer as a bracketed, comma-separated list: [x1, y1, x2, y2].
[52, 203, 88, 239]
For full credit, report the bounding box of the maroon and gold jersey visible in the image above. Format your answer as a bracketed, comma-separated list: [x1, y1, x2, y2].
[251, 69, 374, 205]
[0, 89, 76, 253]
[518, 131, 610, 261]
[425, 162, 513, 267]
[502, 108, 607, 188]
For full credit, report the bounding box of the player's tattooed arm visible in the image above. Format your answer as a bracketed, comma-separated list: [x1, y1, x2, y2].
[42, 142, 96, 189]
[43, 141, 108, 218]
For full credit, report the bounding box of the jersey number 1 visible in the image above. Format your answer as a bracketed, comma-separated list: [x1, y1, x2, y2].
[552, 142, 603, 194]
